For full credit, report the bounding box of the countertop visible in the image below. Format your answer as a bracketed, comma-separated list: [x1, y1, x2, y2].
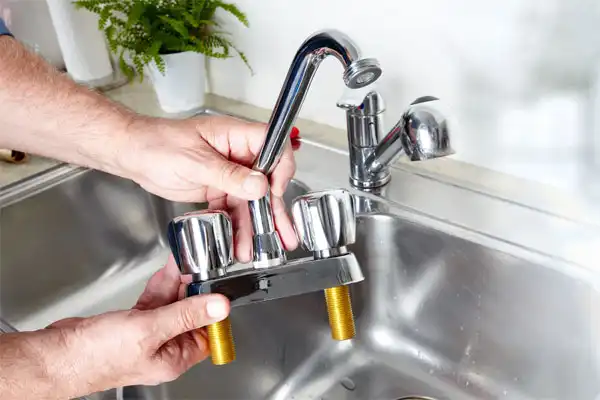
[1, 81, 598, 226]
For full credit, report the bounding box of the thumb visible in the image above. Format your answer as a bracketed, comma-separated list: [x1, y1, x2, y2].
[146, 294, 230, 344]
[198, 151, 268, 200]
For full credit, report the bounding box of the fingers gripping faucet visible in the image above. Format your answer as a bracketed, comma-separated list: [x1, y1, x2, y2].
[167, 29, 382, 365]
[167, 189, 364, 366]
[167, 211, 236, 365]
[166, 22, 455, 365]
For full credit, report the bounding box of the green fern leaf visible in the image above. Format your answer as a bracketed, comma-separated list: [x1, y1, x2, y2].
[182, 11, 200, 27]
[159, 15, 190, 39]
[98, 6, 112, 30]
[213, 1, 249, 27]
[119, 50, 136, 82]
[73, 0, 252, 81]
[192, 0, 208, 18]
[126, 1, 145, 28]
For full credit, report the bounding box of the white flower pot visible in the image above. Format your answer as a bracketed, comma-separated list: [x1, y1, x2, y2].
[147, 51, 206, 114]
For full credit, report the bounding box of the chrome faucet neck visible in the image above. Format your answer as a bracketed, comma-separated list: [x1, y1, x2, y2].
[338, 90, 391, 188]
[252, 30, 377, 176]
[249, 30, 381, 268]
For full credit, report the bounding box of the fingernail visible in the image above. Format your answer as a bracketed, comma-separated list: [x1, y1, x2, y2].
[206, 297, 228, 319]
[243, 171, 266, 196]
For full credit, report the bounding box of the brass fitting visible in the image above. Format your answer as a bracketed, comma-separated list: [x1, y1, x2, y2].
[0, 149, 27, 164]
[206, 317, 236, 365]
[324, 285, 356, 341]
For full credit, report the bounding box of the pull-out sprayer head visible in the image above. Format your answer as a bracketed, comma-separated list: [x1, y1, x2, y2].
[366, 96, 454, 176]
[401, 96, 454, 161]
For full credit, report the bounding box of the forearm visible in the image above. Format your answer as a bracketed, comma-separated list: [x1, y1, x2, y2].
[0, 331, 91, 400]
[0, 36, 137, 175]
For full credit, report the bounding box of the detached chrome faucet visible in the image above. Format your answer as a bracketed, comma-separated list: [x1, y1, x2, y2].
[167, 29, 455, 366]
[168, 191, 364, 365]
[167, 30, 376, 366]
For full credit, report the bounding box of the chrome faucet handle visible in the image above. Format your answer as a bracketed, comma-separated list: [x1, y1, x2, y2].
[291, 188, 361, 341]
[167, 210, 237, 366]
[167, 210, 234, 282]
[337, 90, 386, 147]
[291, 189, 356, 259]
[336, 88, 385, 116]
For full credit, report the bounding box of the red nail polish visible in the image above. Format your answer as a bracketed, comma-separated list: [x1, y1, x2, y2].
[291, 137, 301, 151]
[290, 126, 300, 139]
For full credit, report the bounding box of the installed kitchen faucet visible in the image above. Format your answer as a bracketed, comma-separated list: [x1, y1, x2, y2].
[167, 29, 454, 366]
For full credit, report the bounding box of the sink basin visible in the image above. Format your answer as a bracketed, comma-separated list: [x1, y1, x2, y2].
[1, 118, 599, 399]
[0, 168, 309, 327]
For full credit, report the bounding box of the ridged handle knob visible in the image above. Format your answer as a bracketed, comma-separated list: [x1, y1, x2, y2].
[291, 189, 356, 256]
[167, 210, 233, 281]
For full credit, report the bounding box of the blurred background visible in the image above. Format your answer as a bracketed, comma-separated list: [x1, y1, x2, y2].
[5, 0, 600, 198]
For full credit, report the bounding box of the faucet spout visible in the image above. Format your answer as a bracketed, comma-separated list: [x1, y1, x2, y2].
[253, 30, 382, 175]
[249, 30, 382, 268]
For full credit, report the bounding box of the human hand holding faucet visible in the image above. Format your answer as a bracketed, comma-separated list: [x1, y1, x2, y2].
[0, 34, 299, 399]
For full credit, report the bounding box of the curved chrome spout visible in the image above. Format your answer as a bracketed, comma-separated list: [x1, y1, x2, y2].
[249, 30, 382, 268]
[253, 30, 381, 175]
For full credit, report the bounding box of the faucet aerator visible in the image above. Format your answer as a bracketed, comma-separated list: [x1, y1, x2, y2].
[344, 58, 382, 89]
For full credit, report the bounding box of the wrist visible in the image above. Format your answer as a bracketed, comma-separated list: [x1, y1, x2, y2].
[111, 114, 159, 182]
[75, 102, 141, 178]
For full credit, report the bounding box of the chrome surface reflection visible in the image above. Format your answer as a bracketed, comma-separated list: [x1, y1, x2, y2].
[1, 123, 598, 399]
[344, 94, 455, 189]
[249, 29, 382, 268]
[167, 210, 233, 281]
[186, 253, 363, 307]
[369, 97, 454, 168]
[0, 170, 196, 324]
[291, 189, 356, 257]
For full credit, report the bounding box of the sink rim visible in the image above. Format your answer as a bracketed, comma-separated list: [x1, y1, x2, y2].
[2, 109, 598, 281]
[2, 116, 599, 400]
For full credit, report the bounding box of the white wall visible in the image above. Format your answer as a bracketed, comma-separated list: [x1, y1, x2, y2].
[0, 0, 64, 68]
[209, 0, 600, 194]
[7, 0, 600, 193]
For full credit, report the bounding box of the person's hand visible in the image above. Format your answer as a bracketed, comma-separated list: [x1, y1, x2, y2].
[32, 257, 223, 398]
[123, 115, 298, 261]
[124, 115, 294, 202]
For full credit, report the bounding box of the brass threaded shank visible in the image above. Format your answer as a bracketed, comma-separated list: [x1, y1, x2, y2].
[324, 285, 356, 340]
[206, 317, 236, 365]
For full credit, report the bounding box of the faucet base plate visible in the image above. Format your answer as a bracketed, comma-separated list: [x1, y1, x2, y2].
[186, 253, 365, 308]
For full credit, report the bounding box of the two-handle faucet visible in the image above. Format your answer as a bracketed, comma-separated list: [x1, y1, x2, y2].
[167, 29, 454, 366]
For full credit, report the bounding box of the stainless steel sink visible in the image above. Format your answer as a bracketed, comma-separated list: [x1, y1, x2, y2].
[1, 120, 599, 399]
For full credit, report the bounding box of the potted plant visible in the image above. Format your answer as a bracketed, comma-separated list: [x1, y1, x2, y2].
[74, 0, 251, 113]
